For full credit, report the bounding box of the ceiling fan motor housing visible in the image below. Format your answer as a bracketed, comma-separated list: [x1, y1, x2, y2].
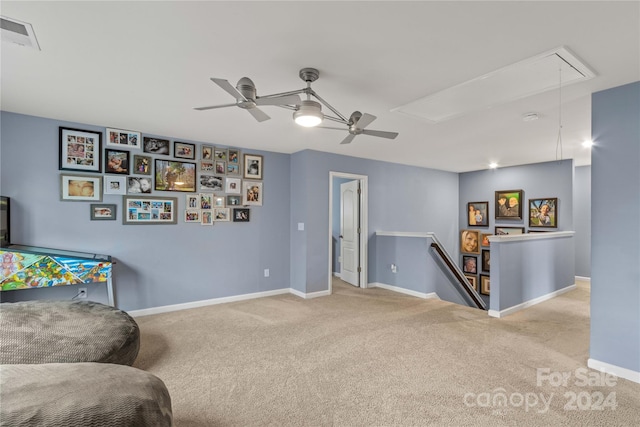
[236, 77, 257, 107]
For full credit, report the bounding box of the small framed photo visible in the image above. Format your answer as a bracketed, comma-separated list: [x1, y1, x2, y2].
[243, 153, 263, 180]
[90, 204, 117, 221]
[201, 210, 213, 226]
[482, 249, 491, 272]
[225, 177, 241, 194]
[201, 144, 214, 160]
[201, 160, 214, 172]
[59, 127, 102, 173]
[213, 195, 226, 208]
[242, 181, 263, 206]
[460, 229, 480, 254]
[155, 159, 197, 192]
[214, 148, 228, 162]
[123, 195, 177, 224]
[133, 154, 152, 175]
[467, 201, 489, 227]
[106, 128, 141, 149]
[495, 226, 525, 235]
[233, 208, 250, 222]
[199, 174, 223, 191]
[60, 174, 102, 202]
[104, 175, 127, 195]
[227, 195, 242, 206]
[529, 198, 558, 228]
[228, 148, 240, 165]
[462, 255, 477, 274]
[480, 275, 491, 296]
[185, 209, 200, 223]
[143, 137, 170, 155]
[174, 141, 196, 160]
[481, 233, 492, 247]
[214, 207, 230, 222]
[105, 149, 130, 175]
[215, 160, 226, 175]
[227, 163, 240, 175]
[495, 189, 523, 220]
[199, 193, 213, 210]
[127, 177, 152, 194]
[185, 194, 199, 209]
[464, 274, 478, 291]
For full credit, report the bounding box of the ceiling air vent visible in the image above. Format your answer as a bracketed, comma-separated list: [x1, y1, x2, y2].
[1, 16, 40, 50]
[392, 46, 595, 123]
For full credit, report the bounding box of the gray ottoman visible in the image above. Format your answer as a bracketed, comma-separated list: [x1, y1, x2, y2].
[0, 362, 173, 426]
[0, 300, 139, 365]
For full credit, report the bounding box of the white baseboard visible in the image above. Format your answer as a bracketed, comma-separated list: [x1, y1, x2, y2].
[129, 288, 290, 317]
[370, 282, 440, 300]
[575, 276, 591, 282]
[588, 358, 640, 384]
[488, 284, 577, 318]
[333, 272, 341, 278]
[289, 288, 331, 299]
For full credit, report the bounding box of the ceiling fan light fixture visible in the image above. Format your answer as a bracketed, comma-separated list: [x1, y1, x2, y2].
[294, 100, 323, 127]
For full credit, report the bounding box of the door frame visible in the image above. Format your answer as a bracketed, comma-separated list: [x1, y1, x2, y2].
[328, 171, 368, 294]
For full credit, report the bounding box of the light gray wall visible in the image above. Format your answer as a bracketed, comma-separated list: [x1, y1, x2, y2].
[574, 165, 591, 277]
[0, 112, 291, 311]
[289, 150, 460, 293]
[590, 81, 640, 373]
[331, 176, 353, 275]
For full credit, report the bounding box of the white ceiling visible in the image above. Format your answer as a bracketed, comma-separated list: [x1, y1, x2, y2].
[2, 1, 639, 173]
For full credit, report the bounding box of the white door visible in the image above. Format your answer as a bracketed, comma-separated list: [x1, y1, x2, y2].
[340, 180, 360, 287]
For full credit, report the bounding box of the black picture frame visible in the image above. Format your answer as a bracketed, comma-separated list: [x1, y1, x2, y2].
[482, 249, 491, 272]
[143, 137, 170, 155]
[133, 154, 152, 175]
[233, 208, 250, 222]
[174, 141, 196, 160]
[529, 197, 558, 228]
[105, 149, 130, 175]
[495, 226, 525, 235]
[462, 255, 478, 274]
[467, 201, 489, 227]
[154, 159, 197, 192]
[495, 189, 524, 220]
[59, 127, 102, 173]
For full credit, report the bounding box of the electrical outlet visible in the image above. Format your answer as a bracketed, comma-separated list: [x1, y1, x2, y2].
[391, 264, 397, 273]
[78, 288, 87, 299]
[264, 269, 270, 277]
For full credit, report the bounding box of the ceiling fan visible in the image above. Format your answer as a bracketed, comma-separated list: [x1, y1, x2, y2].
[317, 111, 399, 145]
[193, 77, 301, 122]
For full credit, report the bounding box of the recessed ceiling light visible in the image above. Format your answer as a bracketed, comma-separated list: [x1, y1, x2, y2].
[489, 162, 498, 169]
[582, 140, 594, 148]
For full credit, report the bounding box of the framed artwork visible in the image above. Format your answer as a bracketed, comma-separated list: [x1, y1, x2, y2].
[495, 226, 525, 235]
[480, 275, 490, 296]
[143, 137, 170, 155]
[201, 160, 214, 172]
[242, 181, 263, 206]
[185, 194, 199, 209]
[174, 141, 196, 160]
[227, 163, 240, 175]
[127, 177, 152, 194]
[105, 149, 130, 175]
[199, 193, 213, 210]
[103, 175, 126, 195]
[122, 195, 177, 224]
[228, 149, 240, 165]
[201, 210, 213, 226]
[213, 207, 230, 222]
[495, 189, 523, 220]
[227, 195, 242, 206]
[201, 144, 214, 160]
[199, 174, 223, 192]
[59, 127, 101, 173]
[133, 154, 152, 175]
[154, 159, 196, 192]
[106, 128, 141, 149]
[529, 198, 558, 228]
[481, 233, 492, 247]
[482, 249, 491, 272]
[467, 201, 489, 227]
[462, 255, 477, 274]
[214, 148, 228, 162]
[60, 174, 102, 202]
[225, 177, 241, 194]
[215, 160, 226, 175]
[460, 229, 480, 254]
[233, 208, 250, 222]
[185, 209, 200, 223]
[213, 195, 226, 208]
[90, 204, 116, 220]
[464, 274, 477, 291]
[243, 153, 263, 180]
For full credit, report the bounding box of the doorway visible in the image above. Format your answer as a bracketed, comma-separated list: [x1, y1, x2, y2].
[328, 172, 368, 295]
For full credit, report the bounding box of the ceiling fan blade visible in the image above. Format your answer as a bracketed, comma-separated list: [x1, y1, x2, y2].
[361, 129, 399, 140]
[340, 134, 356, 145]
[255, 94, 301, 106]
[247, 107, 270, 122]
[355, 113, 377, 130]
[211, 78, 247, 101]
[317, 126, 347, 131]
[193, 103, 238, 111]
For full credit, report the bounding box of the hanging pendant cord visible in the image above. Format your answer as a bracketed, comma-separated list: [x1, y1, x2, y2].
[556, 64, 563, 161]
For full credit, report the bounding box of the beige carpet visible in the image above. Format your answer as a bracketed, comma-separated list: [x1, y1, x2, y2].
[133, 279, 640, 426]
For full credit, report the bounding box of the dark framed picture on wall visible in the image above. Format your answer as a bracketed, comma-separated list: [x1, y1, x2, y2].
[495, 189, 523, 220]
[154, 159, 197, 192]
[482, 249, 491, 272]
[467, 201, 489, 227]
[59, 127, 102, 173]
[105, 149, 130, 175]
[462, 255, 477, 274]
[143, 137, 170, 155]
[495, 226, 525, 235]
[464, 275, 478, 291]
[529, 198, 558, 228]
[174, 141, 196, 160]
